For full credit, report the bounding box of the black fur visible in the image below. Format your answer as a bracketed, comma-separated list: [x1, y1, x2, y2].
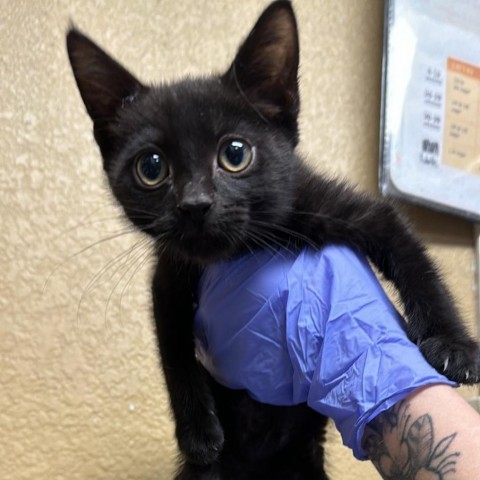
[66, 1, 480, 478]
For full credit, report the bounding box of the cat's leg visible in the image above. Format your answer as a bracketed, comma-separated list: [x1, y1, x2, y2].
[358, 207, 480, 384]
[152, 257, 224, 465]
[209, 381, 330, 480]
[294, 174, 480, 384]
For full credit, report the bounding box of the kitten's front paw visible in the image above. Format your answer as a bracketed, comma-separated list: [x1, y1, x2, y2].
[419, 335, 480, 384]
[177, 410, 224, 466]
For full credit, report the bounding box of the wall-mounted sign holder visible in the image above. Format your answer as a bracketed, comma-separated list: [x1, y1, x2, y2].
[381, 0, 480, 220]
[381, 0, 480, 404]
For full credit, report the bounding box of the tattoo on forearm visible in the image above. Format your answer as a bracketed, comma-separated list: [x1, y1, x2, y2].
[363, 400, 460, 479]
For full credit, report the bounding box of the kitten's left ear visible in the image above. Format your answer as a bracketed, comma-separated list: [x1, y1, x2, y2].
[222, 1, 299, 131]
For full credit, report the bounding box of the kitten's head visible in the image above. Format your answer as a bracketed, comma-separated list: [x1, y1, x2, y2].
[67, 1, 301, 263]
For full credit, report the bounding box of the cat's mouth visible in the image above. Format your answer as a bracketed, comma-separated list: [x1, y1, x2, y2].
[146, 203, 251, 263]
[166, 215, 246, 264]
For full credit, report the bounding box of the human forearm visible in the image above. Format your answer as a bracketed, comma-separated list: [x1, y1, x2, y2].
[363, 385, 480, 479]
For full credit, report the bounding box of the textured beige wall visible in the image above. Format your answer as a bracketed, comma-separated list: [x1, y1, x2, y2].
[1, 1, 477, 479]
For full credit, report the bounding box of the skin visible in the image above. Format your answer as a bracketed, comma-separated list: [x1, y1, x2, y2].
[363, 385, 480, 480]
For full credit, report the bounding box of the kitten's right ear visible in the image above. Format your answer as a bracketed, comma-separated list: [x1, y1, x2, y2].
[66, 27, 144, 152]
[222, 1, 299, 136]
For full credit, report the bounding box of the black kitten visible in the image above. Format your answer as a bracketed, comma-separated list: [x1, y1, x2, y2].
[66, 1, 480, 478]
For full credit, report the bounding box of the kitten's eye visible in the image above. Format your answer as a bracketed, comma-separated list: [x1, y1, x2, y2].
[218, 138, 253, 173]
[134, 152, 169, 187]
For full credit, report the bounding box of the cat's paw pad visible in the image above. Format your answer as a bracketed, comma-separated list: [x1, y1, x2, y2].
[177, 410, 224, 466]
[419, 335, 480, 384]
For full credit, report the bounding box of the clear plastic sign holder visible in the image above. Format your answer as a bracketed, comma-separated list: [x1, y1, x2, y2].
[381, 0, 480, 221]
[380, 0, 480, 403]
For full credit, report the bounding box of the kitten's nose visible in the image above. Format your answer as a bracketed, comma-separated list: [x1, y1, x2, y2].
[177, 196, 213, 219]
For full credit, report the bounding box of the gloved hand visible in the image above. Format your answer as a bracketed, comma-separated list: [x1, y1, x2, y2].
[194, 245, 456, 459]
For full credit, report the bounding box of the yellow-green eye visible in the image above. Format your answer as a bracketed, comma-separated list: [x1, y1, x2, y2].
[218, 138, 253, 173]
[134, 152, 168, 187]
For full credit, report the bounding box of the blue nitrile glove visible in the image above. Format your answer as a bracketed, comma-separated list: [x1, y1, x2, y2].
[193, 245, 456, 459]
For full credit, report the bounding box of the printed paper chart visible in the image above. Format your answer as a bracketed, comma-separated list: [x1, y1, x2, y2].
[443, 58, 480, 175]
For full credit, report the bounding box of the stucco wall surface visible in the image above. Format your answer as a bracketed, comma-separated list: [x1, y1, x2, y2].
[0, 1, 477, 479]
